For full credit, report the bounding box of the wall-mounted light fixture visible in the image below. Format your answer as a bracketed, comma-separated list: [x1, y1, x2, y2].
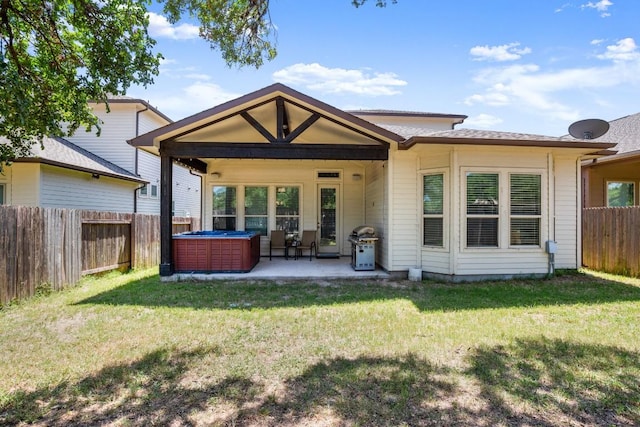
[211, 172, 221, 179]
[352, 173, 362, 181]
[91, 173, 100, 179]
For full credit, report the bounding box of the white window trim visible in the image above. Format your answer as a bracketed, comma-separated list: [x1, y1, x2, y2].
[509, 172, 543, 248]
[212, 185, 237, 230]
[462, 168, 546, 251]
[420, 169, 448, 251]
[606, 180, 636, 207]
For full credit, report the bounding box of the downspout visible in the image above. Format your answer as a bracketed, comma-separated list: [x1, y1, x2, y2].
[133, 106, 149, 213]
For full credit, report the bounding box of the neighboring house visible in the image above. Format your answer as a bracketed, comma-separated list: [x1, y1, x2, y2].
[1, 98, 202, 217]
[1, 136, 146, 211]
[130, 83, 615, 280]
[582, 113, 640, 208]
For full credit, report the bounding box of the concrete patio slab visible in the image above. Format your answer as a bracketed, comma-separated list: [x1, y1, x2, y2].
[166, 256, 391, 281]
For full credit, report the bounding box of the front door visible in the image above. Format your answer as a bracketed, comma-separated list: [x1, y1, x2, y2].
[317, 185, 340, 257]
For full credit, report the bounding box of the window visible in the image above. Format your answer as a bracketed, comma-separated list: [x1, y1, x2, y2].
[212, 186, 237, 230]
[607, 181, 635, 207]
[150, 184, 158, 198]
[245, 186, 268, 235]
[466, 173, 499, 247]
[140, 184, 148, 197]
[275, 186, 300, 233]
[510, 174, 541, 246]
[423, 174, 444, 247]
[0, 184, 4, 204]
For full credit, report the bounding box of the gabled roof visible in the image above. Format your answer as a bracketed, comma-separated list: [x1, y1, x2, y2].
[7, 136, 146, 183]
[129, 83, 403, 152]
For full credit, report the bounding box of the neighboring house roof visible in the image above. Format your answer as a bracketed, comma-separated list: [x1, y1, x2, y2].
[99, 95, 174, 123]
[6, 136, 147, 183]
[589, 112, 640, 154]
[348, 109, 468, 120]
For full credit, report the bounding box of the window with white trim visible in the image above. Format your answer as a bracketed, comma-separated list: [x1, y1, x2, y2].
[466, 173, 499, 247]
[212, 186, 237, 230]
[245, 186, 268, 235]
[465, 171, 543, 248]
[607, 181, 635, 207]
[0, 184, 5, 204]
[150, 184, 158, 198]
[275, 186, 300, 233]
[423, 173, 444, 247]
[139, 184, 148, 197]
[510, 174, 541, 246]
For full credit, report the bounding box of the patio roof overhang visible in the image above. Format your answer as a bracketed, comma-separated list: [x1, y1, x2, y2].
[129, 84, 402, 175]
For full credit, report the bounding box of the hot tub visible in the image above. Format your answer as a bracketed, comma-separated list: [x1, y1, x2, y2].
[173, 231, 260, 273]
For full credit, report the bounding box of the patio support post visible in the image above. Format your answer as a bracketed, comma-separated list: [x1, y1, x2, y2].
[159, 152, 174, 276]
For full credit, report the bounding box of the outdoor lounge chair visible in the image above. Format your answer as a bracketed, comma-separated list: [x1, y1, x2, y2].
[296, 230, 317, 261]
[269, 230, 286, 260]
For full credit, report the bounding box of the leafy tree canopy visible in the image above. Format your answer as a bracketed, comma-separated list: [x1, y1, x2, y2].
[0, 0, 394, 167]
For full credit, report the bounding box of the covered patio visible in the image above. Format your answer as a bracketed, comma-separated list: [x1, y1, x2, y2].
[129, 83, 400, 277]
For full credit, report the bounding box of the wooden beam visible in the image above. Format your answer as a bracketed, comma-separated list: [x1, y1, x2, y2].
[162, 141, 388, 160]
[241, 111, 276, 143]
[175, 157, 207, 174]
[159, 154, 174, 276]
[276, 97, 290, 140]
[285, 113, 320, 143]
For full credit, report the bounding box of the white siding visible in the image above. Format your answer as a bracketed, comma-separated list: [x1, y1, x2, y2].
[66, 104, 137, 173]
[136, 150, 160, 215]
[40, 165, 136, 212]
[388, 151, 419, 271]
[173, 165, 202, 218]
[8, 163, 40, 206]
[365, 161, 388, 269]
[554, 156, 580, 268]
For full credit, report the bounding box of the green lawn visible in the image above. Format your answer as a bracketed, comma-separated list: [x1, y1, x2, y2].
[1, 269, 639, 426]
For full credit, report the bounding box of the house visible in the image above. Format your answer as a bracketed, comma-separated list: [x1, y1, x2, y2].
[129, 83, 615, 280]
[0, 98, 201, 217]
[582, 113, 640, 208]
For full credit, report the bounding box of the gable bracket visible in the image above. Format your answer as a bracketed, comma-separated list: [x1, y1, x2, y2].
[241, 111, 276, 143]
[284, 112, 320, 143]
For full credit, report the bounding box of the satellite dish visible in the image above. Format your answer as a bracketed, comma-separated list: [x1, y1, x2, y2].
[568, 118, 610, 140]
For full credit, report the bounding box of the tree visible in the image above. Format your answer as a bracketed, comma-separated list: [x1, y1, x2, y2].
[0, 0, 394, 166]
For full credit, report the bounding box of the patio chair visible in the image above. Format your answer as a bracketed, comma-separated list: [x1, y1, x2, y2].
[296, 230, 317, 261]
[269, 230, 286, 260]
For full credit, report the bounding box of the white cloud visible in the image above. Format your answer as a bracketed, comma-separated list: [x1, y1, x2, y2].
[184, 73, 211, 81]
[272, 63, 407, 96]
[147, 12, 200, 40]
[149, 83, 240, 119]
[463, 114, 504, 128]
[596, 37, 639, 62]
[464, 38, 640, 123]
[581, 0, 613, 17]
[591, 39, 605, 46]
[469, 43, 532, 62]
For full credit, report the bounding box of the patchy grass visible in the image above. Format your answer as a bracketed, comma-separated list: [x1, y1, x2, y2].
[1, 268, 639, 426]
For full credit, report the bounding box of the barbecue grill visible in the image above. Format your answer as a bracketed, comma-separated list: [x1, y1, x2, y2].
[348, 225, 378, 271]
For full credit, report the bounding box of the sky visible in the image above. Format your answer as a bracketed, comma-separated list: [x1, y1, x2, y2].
[131, 0, 640, 137]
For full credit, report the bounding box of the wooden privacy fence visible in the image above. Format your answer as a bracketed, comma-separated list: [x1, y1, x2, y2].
[0, 206, 200, 305]
[582, 207, 640, 277]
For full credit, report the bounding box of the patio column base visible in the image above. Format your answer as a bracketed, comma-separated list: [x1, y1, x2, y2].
[159, 263, 174, 276]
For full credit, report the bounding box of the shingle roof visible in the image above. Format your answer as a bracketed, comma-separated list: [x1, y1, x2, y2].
[4, 136, 146, 183]
[348, 109, 467, 119]
[588, 112, 640, 154]
[380, 125, 576, 142]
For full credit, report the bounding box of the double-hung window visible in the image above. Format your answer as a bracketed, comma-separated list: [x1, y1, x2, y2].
[244, 186, 268, 235]
[212, 186, 237, 230]
[510, 174, 541, 246]
[607, 181, 635, 207]
[423, 173, 444, 247]
[275, 186, 300, 233]
[466, 173, 499, 247]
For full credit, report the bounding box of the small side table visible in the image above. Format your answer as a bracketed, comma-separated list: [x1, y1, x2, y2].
[286, 240, 300, 260]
